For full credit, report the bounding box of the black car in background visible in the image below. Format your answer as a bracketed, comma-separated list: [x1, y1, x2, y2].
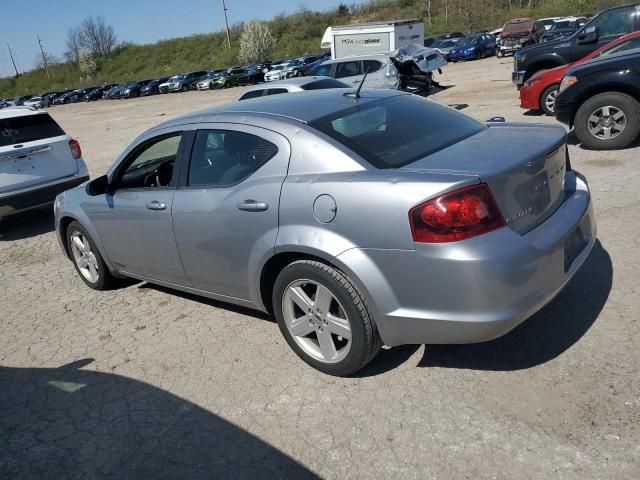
[53, 90, 82, 105]
[68, 88, 96, 103]
[120, 80, 153, 98]
[513, 3, 640, 83]
[103, 84, 126, 99]
[140, 77, 169, 96]
[542, 17, 587, 42]
[555, 47, 640, 150]
[83, 85, 116, 101]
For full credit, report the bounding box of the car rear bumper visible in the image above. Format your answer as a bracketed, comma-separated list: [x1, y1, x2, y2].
[0, 174, 89, 218]
[336, 172, 595, 346]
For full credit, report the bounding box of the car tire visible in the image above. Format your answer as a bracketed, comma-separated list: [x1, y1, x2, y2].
[540, 84, 559, 116]
[66, 221, 118, 291]
[181, 85, 187, 92]
[574, 92, 640, 150]
[296, 70, 304, 77]
[273, 260, 382, 376]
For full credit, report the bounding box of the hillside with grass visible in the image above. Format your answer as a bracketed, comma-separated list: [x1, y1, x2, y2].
[0, 0, 628, 97]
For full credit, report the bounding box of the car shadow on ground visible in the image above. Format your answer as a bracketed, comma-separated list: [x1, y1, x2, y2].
[418, 240, 611, 371]
[566, 130, 640, 150]
[0, 359, 318, 479]
[0, 208, 55, 241]
[138, 283, 275, 323]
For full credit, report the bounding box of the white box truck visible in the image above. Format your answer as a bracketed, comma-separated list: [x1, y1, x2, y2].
[321, 19, 425, 59]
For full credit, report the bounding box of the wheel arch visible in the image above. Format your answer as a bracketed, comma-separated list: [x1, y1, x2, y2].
[538, 82, 560, 111]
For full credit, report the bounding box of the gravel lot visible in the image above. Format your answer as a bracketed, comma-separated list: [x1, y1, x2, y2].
[1, 57, 639, 479]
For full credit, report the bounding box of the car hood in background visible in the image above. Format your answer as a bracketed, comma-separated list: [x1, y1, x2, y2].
[389, 44, 447, 74]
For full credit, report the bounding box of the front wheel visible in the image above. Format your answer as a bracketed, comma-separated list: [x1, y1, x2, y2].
[574, 92, 640, 150]
[273, 260, 382, 376]
[66, 221, 118, 290]
[540, 84, 559, 116]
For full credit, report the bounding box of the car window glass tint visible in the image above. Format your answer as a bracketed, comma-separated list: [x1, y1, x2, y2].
[301, 79, 349, 90]
[188, 130, 278, 187]
[120, 134, 181, 189]
[0, 114, 65, 147]
[309, 96, 485, 169]
[239, 90, 264, 101]
[335, 61, 362, 78]
[591, 7, 633, 36]
[313, 64, 333, 77]
[266, 88, 288, 96]
[362, 60, 383, 73]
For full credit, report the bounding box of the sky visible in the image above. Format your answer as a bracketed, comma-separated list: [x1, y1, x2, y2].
[0, 0, 356, 77]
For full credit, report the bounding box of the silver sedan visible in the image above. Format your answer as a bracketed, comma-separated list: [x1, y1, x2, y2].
[54, 90, 596, 375]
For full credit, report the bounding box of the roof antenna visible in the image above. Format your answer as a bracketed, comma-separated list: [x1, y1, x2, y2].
[345, 67, 370, 99]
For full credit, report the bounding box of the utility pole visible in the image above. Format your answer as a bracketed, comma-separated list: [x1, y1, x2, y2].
[6, 43, 19, 76]
[37, 34, 52, 81]
[221, 0, 231, 49]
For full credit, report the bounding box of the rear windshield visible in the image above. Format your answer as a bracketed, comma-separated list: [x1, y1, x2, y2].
[0, 113, 65, 147]
[301, 79, 349, 90]
[309, 96, 485, 169]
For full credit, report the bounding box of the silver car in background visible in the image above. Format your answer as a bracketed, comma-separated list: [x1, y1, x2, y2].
[54, 90, 596, 376]
[237, 76, 349, 101]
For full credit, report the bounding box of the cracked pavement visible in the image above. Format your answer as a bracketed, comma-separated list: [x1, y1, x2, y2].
[1, 57, 639, 479]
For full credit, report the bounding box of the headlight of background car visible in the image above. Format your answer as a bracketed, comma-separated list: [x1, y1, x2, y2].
[519, 37, 528, 44]
[559, 75, 577, 93]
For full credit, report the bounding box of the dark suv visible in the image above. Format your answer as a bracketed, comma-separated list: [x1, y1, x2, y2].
[555, 47, 640, 150]
[513, 3, 640, 84]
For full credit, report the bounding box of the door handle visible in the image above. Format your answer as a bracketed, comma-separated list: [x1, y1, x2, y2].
[237, 200, 269, 212]
[145, 201, 167, 211]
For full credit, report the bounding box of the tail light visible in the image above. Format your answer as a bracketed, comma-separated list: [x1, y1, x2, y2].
[69, 139, 81, 160]
[409, 184, 506, 243]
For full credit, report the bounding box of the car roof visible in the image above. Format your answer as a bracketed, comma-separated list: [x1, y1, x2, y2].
[0, 106, 44, 119]
[241, 76, 343, 92]
[153, 89, 408, 129]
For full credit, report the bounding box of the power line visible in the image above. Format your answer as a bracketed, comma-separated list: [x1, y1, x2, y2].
[221, 0, 231, 49]
[6, 43, 19, 76]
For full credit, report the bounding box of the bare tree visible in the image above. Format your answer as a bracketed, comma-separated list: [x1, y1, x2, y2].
[65, 16, 117, 61]
[238, 21, 276, 65]
[79, 16, 117, 56]
[65, 27, 83, 63]
[34, 51, 59, 70]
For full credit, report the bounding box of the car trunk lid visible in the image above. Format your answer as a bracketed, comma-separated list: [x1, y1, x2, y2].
[400, 124, 568, 235]
[0, 113, 78, 193]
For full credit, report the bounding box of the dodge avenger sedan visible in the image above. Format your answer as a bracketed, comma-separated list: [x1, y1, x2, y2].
[54, 89, 596, 376]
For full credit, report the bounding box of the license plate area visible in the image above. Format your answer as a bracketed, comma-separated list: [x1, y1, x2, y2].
[564, 217, 590, 272]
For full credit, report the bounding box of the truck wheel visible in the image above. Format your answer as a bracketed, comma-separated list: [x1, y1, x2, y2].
[574, 92, 640, 150]
[540, 85, 559, 116]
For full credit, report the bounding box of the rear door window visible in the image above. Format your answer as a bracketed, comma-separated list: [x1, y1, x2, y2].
[266, 88, 288, 96]
[0, 114, 65, 147]
[309, 96, 485, 169]
[239, 90, 264, 101]
[335, 61, 362, 78]
[313, 64, 334, 77]
[362, 60, 384, 73]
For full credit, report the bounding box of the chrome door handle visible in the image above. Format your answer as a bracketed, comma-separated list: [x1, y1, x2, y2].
[145, 201, 167, 210]
[237, 200, 268, 212]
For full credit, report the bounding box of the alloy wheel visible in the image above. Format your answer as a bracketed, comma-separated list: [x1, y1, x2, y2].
[587, 105, 626, 140]
[282, 280, 352, 364]
[544, 89, 557, 114]
[70, 231, 99, 283]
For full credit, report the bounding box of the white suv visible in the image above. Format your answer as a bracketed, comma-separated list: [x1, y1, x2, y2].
[0, 107, 89, 219]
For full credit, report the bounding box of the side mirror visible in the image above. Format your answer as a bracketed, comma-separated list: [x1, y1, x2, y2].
[578, 26, 599, 45]
[85, 175, 111, 196]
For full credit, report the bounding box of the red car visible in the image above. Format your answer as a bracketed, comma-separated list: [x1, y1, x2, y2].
[519, 31, 640, 115]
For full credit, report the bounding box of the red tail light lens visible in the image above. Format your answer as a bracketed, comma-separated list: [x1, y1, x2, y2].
[409, 184, 506, 243]
[69, 139, 81, 160]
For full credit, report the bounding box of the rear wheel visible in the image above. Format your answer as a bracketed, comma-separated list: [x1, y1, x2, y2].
[540, 84, 559, 116]
[273, 260, 382, 376]
[574, 92, 640, 150]
[66, 221, 118, 290]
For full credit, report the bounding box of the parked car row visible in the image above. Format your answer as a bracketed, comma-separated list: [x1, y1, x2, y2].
[514, 3, 640, 150]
